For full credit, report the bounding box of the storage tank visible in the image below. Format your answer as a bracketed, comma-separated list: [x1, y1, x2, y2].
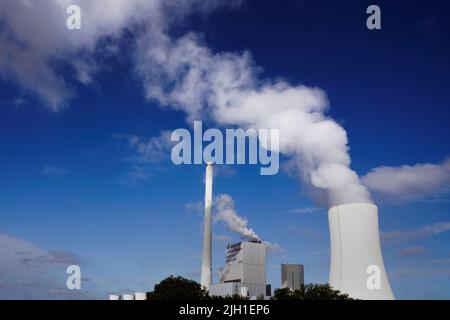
[109, 294, 120, 300]
[134, 292, 147, 300]
[328, 203, 394, 300]
[122, 294, 135, 300]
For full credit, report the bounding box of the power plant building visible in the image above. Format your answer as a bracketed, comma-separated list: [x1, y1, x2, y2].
[209, 240, 267, 298]
[281, 263, 304, 290]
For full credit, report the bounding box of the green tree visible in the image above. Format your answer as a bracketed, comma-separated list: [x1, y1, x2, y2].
[273, 284, 353, 300]
[146, 276, 209, 300]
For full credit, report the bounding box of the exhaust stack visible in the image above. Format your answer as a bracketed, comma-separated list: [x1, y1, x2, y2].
[328, 203, 394, 300]
[200, 162, 213, 288]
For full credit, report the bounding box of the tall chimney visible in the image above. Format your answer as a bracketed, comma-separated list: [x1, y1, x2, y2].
[200, 162, 213, 288]
[328, 203, 394, 299]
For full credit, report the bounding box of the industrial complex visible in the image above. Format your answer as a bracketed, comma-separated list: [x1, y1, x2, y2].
[110, 163, 394, 300]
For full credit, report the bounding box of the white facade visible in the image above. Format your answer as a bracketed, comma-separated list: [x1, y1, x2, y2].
[200, 163, 213, 289]
[328, 203, 394, 300]
[215, 241, 266, 297]
[209, 282, 246, 297]
[281, 264, 304, 290]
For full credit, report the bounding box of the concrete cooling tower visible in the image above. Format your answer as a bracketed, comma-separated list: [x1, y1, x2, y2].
[328, 203, 394, 300]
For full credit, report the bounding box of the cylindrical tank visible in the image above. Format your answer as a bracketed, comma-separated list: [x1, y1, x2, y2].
[328, 203, 394, 300]
[109, 294, 120, 300]
[134, 292, 147, 300]
[122, 294, 134, 300]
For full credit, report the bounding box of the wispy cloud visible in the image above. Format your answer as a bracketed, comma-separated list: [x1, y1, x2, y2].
[184, 200, 204, 215]
[286, 225, 322, 241]
[0, 232, 86, 299]
[213, 165, 237, 178]
[118, 131, 173, 164]
[382, 221, 450, 242]
[116, 165, 153, 187]
[390, 258, 450, 279]
[278, 207, 324, 216]
[213, 234, 232, 242]
[0, 98, 27, 107]
[264, 242, 283, 254]
[397, 246, 428, 257]
[116, 131, 174, 186]
[42, 166, 69, 176]
[310, 248, 330, 255]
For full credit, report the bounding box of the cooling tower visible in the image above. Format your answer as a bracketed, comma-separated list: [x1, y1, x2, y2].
[200, 162, 213, 288]
[328, 203, 394, 300]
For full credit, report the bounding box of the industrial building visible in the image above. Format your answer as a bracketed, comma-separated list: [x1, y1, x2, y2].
[281, 263, 304, 290]
[209, 240, 267, 298]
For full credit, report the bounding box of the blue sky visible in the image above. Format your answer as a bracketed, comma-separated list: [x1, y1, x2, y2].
[0, 0, 449, 299]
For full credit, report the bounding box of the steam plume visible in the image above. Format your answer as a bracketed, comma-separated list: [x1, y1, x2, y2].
[214, 194, 260, 241]
[136, 33, 372, 206]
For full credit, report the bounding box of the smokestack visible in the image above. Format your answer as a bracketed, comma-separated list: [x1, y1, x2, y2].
[201, 162, 213, 288]
[328, 203, 394, 300]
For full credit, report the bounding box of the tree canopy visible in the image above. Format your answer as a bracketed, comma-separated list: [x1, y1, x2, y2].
[147, 276, 209, 300]
[273, 284, 353, 300]
[146, 276, 352, 300]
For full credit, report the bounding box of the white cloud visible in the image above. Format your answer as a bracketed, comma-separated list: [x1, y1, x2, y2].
[362, 158, 450, 202]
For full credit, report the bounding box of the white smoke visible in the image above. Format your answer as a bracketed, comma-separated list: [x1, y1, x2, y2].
[136, 32, 372, 206]
[214, 194, 281, 253]
[0, 1, 373, 206]
[214, 194, 260, 241]
[0, 0, 234, 110]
